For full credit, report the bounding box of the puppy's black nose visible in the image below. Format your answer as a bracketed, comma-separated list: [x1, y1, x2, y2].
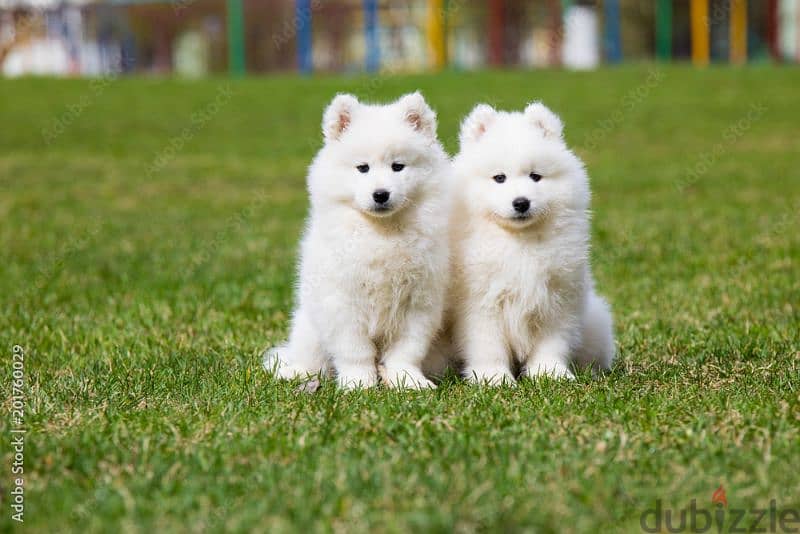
[373, 189, 390, 205]
[512, 197, 530, 213]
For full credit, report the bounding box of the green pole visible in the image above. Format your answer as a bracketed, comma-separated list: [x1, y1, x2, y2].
[656, 0, 672, 61]
[227, 0, 246, 76]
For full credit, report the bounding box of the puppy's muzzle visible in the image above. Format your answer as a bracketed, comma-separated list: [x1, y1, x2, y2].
[512, 197, 530, 214]
[373, 189, 391, 205]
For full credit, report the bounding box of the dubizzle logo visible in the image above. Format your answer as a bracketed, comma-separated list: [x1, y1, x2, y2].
[711, 485, 727, 508]
[640, 485, 800, 533]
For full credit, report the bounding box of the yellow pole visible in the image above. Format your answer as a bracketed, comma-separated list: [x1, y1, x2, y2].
[690, 0, 710, 66]
[427, 0, 446, 70]
[729, 0, 748, 64]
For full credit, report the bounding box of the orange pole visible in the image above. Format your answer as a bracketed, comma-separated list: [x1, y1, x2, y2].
[729, 0, 748, 64]
[691, 0, 710, 66]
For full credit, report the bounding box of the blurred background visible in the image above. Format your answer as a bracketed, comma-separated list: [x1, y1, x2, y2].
[3, 2, 799, 531]
[1, 0, 798, 78]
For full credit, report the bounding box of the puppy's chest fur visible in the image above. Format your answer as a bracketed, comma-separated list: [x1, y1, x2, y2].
[458, 229, 585, 350]
[308, 215, 439, 337]
[356, 227, 430, 301]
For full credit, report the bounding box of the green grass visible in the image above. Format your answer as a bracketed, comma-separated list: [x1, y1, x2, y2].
[1, 66, 798, 533]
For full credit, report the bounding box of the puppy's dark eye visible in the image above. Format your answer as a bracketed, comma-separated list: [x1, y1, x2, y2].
[530, 172, 542, 182]
[356, 164, 370, 173]
[391, 162, 405, 172]
[493, 174, 506, 184]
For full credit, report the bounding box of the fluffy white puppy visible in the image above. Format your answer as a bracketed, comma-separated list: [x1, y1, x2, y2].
[448, 102, 615, 383]
[264, 92, 451, 389]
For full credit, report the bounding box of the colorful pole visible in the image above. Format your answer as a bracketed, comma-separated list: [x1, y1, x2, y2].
[767, 0, 780, 61]
[656, 0, 672, 60]
[729, 0, 747, 64]
[779, 0, 797, 62]
[604, 0, 622, 63]
[690, 0, 710, 66]
[364, 0, 379, 72]
[227, 0, 245, 76]
[794, 0, 800, 62]
[296, 0, 313, 74]
[488, 0, 504, 66]
[547, 0, 562, 66]
[426, 0, 446, 70]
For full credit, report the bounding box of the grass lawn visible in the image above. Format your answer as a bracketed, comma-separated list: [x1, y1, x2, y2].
[1, 66, 798, 532]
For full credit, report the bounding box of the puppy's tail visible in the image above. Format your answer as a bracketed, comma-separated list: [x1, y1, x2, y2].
[575, 291, 615, 372]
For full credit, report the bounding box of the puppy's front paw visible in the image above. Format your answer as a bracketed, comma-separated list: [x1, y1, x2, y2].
[336, 366, 379, 390]
[275, 365, 318, 380]
[464, 366, 516, 386]
[379, 365, 435, 390]
[263, 347, 320, 380]
[523, 359, 576, 380]
[263, 347, 283, 373]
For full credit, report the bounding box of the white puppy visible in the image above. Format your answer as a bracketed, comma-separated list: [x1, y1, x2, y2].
[264, 92, 451, 389]
[448, 102, 614, 383]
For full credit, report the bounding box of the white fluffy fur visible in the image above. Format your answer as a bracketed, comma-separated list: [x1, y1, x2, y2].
[447, 101, 615, 383]
[264, 92, 451, 389]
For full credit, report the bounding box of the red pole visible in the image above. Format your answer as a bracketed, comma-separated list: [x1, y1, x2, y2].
[488, 0, 505, 66]
[767, 0, 780, 61]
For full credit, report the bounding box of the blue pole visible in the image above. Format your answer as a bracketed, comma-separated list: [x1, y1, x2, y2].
[296, 0, 313, 74]
[364, 0, 379, 72]
[604, 0, 622, 63]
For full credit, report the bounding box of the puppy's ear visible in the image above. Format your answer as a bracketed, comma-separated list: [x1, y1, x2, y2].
[397, 91, 437, 138]
[524, 101, 563, 139]
[460, 104, 496, 146]
[322, 93, 359, 141]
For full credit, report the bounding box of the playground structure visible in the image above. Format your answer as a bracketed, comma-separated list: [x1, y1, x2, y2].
[1, 0, 799, 77]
